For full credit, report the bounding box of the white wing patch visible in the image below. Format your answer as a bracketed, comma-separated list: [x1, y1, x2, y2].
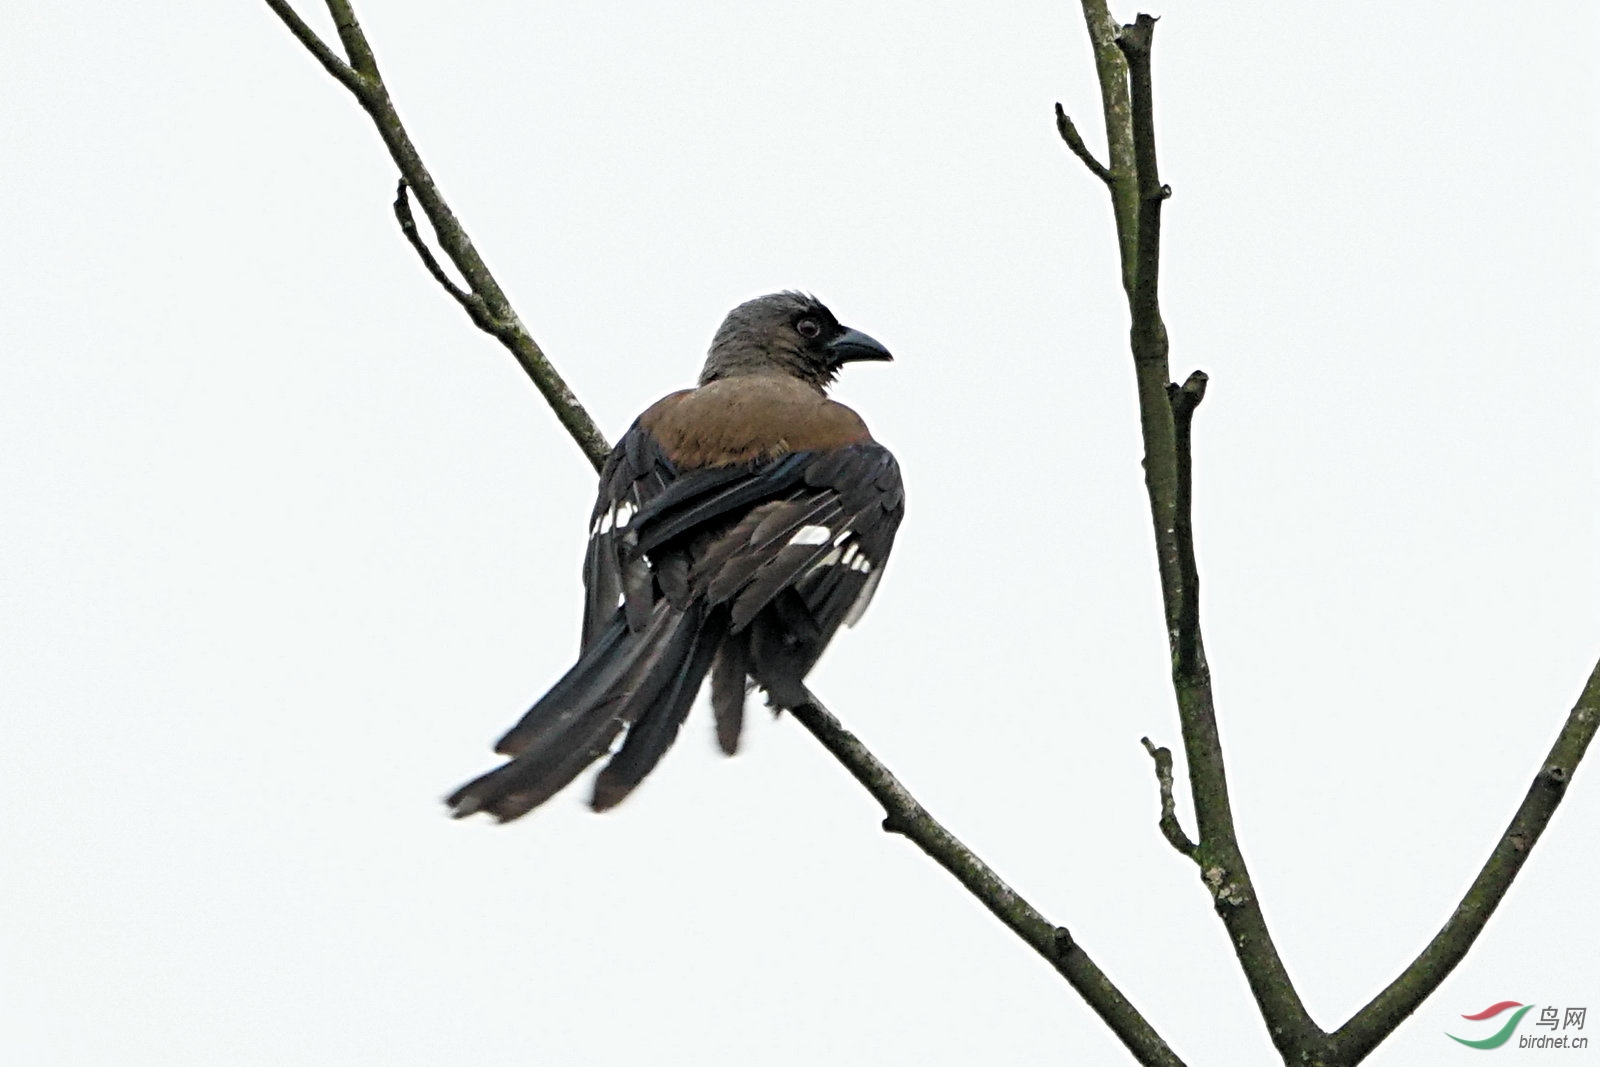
[789, 524, 832, 546]
[803, 529, 877, 581]
[591, 500, 638, 537]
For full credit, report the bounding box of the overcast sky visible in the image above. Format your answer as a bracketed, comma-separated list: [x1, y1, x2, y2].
[3, 2, 1596, 1064]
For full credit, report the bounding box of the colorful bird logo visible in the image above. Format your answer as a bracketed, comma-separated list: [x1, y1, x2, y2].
[1447, 1001, 1535, 1049]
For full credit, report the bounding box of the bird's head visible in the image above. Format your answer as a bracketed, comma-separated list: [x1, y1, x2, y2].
[700, 291, 893, 390]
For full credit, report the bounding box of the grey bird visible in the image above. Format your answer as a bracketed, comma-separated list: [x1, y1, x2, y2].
[447, 292, 903, 821]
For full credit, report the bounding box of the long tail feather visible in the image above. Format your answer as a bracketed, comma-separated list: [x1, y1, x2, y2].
[591, 606, 728, 811]
[493, 605, 668, 758]
[447, 598, 720, 821]
[709, 635, 749, 755]
[446, 713, 625, 822]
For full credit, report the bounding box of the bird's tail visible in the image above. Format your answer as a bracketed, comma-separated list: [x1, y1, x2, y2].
[446, 599, 728, 821]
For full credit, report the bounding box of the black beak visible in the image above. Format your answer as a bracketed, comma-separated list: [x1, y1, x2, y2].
[825, 326, 894, 367]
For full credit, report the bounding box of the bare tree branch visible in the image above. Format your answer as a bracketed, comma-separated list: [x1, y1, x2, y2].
[1066, 9, 1600, 1065]
[1327, 658, 1600, 1062]
[1071, 10, 1324, 1058]
[792, 695, 1185, 1067]
[264, 0, 611, 471]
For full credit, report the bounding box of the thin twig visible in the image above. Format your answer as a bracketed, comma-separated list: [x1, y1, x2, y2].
[791, 693, 1185, 1067]
[1326, 658, 1600, 1063]
[264, 0, 611, 471]
[1140, 738, 1196, 858]
[1055, 103, 1113, 184]
[262, 0, 364, 94]
[392, 180, 494, 327]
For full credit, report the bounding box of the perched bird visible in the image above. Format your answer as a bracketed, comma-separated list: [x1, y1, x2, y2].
[448, 292, 903, 821]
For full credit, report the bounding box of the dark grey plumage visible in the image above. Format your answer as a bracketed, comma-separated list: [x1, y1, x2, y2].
[447, 293, 902, 822]
[701, 291, 892, 389]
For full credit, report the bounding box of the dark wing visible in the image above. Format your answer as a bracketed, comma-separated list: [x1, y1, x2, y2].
[588, 434, 901, 654]
[591, 437, 899, 710]
[789, 443, 904, 639]
[680, 443, 902, 714]
[580, 418, 677, 650]
[685, 442, 904, 639]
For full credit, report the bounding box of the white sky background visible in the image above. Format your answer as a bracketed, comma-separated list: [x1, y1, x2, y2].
[2, 2, 1596, 1064]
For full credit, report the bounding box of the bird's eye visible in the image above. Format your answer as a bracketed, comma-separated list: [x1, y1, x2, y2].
[796, 318, 822, 339]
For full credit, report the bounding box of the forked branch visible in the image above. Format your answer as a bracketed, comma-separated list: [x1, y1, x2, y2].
[264, 0, 610, 470]
[1063, 6, 1599, 1065]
